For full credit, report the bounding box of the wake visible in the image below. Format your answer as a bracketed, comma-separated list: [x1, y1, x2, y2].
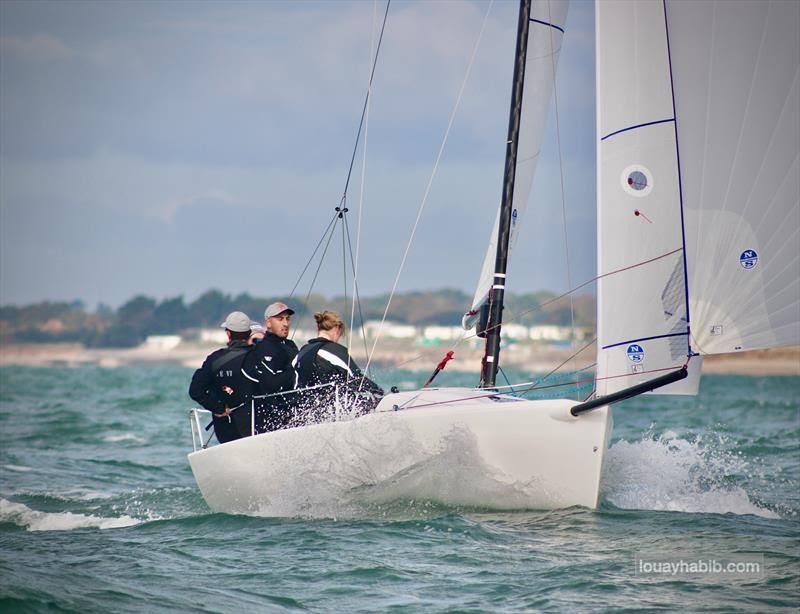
[601, 431, 780, 519]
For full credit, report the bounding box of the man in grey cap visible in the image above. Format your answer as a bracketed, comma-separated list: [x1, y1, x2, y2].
[189, 311, 255, 443]
[240, 302, 299, 433]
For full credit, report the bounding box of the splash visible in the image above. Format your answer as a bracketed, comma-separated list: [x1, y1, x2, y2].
[601, 431, 779, 518]
[0, 498, 140, 531]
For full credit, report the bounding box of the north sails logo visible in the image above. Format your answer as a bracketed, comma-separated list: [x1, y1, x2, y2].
[739, 249, 758, 269]
[626, 344, 645, 363]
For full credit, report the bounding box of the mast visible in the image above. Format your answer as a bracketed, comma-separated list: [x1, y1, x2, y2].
[480, 0, 532, 388]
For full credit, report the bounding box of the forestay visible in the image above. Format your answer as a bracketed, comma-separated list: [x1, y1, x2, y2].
[596, 0, 799, 396]
[463, 0, 569, 329]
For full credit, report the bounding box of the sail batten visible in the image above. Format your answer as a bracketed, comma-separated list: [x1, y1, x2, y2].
[600, 118, 675, 143]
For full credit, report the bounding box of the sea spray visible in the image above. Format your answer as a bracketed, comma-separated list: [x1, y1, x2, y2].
[601, 429, 779, 518]
[0, 498, 139, 532]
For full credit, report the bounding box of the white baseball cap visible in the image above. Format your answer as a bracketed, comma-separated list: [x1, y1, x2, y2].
[264, 302, 295, 319]
[219, 311, 254, 333]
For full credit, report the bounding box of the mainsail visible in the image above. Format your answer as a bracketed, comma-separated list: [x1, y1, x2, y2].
[463, 0, 569, 330]
[596, 0, 799, 396]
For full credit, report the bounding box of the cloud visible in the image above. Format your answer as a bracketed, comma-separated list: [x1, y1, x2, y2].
[0, 33, 75, 61]
[0, 0, 598, 307]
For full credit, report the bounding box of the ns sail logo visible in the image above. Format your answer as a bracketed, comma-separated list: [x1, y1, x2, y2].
[739, 249, 758, 270]
[626, 344, 645, 363]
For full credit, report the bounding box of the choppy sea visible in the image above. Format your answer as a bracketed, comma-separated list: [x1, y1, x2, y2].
[0, 365, 798, 612]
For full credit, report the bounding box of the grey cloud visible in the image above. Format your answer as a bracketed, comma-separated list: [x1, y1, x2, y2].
[1, 0, 598, 307]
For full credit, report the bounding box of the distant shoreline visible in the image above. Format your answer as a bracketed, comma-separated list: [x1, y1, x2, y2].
[0, 342, 797, 376]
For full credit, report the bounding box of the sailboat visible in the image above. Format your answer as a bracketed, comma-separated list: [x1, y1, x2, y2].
[187, 0, 799, 517]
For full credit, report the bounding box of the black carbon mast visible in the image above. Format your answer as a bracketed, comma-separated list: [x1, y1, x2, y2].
[480, 0, 532, 388]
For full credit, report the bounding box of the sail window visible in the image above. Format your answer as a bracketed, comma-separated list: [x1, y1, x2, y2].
[628, 171, 647, 190]
[620, 165, 653, 197]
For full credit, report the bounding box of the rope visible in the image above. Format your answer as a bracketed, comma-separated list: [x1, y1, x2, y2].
[458, 247, 685, 347]
[488, 360, 596, 392]
[362, 0, 496, 384]
[498, 336, 595, 393]
[366, 246, 684, 379]
[398, 361, 689, 412]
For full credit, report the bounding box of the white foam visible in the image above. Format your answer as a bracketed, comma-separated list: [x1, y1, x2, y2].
[3, 465, 33, 472]
[602, 433, 779, 519]
[243, 421, 566, 519]
[0, 498, 140, 531]
[103, 433, 145, 443]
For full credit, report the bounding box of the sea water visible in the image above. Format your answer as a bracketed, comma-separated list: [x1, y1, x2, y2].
[0, 365, 797, 611]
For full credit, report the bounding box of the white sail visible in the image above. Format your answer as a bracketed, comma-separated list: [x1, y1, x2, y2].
[668, 0, 800, 356]
[596, 0, 799, 396]
[463, 0, 569, 329]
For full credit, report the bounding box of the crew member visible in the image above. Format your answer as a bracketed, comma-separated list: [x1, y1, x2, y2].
[189, 311, 254, 443]
[241, 302, 299, 433]
[294, 310, 383, 424]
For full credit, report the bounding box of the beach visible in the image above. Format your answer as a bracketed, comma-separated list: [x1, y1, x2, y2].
[1, 341, 797, 375]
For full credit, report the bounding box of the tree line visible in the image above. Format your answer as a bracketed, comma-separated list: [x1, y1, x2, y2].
[0, 289, 595, 348]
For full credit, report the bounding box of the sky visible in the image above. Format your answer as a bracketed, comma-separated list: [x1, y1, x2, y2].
[0, 0, 596, 309]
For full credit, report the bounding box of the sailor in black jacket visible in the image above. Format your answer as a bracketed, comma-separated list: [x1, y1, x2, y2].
[240, 302, 299, 433]
[189, 311, 254, 443]
[294, 311, 383, 424]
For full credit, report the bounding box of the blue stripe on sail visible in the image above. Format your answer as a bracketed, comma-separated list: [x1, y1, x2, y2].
[600, 118, 675, 142]
[530, 18, 564, 33]
[662, 0, 693, 355]
[602, 331, 689, 350]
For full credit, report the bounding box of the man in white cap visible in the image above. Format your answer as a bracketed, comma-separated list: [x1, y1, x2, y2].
[189, 311, 255, 443]
[240, 302, 299, 433]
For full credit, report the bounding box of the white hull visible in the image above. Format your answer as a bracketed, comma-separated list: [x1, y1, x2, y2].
[188, 388, 613, 517]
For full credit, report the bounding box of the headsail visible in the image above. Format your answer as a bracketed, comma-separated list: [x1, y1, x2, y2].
[596, 0, 799, 396]
[463, 0, 569, 330]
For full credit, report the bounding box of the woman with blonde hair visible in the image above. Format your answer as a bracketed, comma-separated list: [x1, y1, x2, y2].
[293, 310, 383, 422]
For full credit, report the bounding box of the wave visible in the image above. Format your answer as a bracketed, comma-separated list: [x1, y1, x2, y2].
[601, 431, 780, 519]
[3, 465, 33, 472]
[103, 433, 146, 443]
[0, 498, 141, 532]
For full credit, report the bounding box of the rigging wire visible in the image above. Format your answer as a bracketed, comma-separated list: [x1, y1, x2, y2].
[367, 246, 686, 375]
[288, 211, 339, 300]
[544, 0, 578, 395]
[292, 216, 341, 338]
[287, 0, 390, 342]
[347, 0, 381, 382]
[339, 0, 391, 205]
[361, 0, 496, 385]
[397, 359, 688, 412]
[497, 366, 516, 393]
[342, 214, 372, 361]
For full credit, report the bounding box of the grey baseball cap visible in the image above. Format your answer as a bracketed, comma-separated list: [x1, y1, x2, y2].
[264, 302, 295, 319]
[219, 311, 254, 333]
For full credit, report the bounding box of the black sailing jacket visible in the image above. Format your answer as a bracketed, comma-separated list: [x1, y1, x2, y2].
[188, 339, 252, 443]
[240, 332, 299, 396]
[294, 337, 383, 396]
